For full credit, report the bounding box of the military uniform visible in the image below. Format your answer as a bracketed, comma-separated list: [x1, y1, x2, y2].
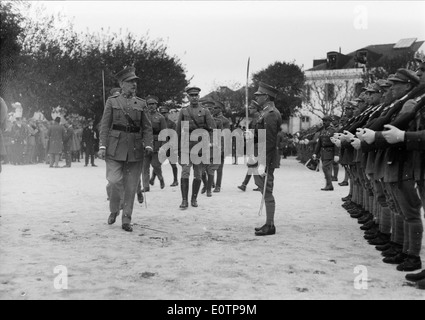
[138, 95, 167, 193]
[252, 82, 282, 236]
[213, 101, 230, 193]
[199, 99, 222, 197]
[177, 87, 216, 208]
[314, 115, 339, 190]
[99, 67, 153, 231]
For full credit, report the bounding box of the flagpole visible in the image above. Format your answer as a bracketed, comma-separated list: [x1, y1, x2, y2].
[245, 57, 250, 133]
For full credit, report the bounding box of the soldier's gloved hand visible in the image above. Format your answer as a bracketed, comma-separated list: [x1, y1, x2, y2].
[343, 130, 354, 140]
[356, 128, 366, 141]
[362, 128, 376, 144]
[98, 149, 106, 160]
[330, 137, 341, 147]
[334, 156, 340, 163]
[144, 146, 153, 156]
[382, 125, 405, 144]
[244, 130, 254, 140]
[350, 138, 361, 150]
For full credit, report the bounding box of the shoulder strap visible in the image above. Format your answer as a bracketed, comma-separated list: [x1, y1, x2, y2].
[116, 101, 137, 127]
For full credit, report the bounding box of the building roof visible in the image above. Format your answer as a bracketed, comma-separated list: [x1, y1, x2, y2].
[308, 38, 424, 71]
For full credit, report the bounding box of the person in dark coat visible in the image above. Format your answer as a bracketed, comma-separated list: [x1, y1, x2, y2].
[248, 82, 283, 236]
[47, 117, 65, 168]
[313, 115, 340, 191]
[82, 119, 99, 167]
[62, 123, 75, 167]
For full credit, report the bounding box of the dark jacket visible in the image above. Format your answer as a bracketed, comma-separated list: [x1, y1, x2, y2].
[47, 123, 65, 154]
[314, 125, 339, 160]
[99, 93, 153, 162]
[254, 101, 282, 169]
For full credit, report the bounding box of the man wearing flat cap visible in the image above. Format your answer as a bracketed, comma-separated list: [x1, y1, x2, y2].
[137, 95, 167, 198]
[176, 86, 216, 209]
[248, 82, 282, 236]
[98, 66, 153, 232]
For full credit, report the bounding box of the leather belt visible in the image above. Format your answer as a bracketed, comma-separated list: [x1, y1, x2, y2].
[112, 124, 140, 133]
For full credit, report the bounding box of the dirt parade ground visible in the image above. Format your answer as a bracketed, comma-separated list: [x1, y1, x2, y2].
[0, 157, 424, 300]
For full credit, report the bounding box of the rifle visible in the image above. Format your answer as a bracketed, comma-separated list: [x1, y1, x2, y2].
[387, 93, 425, 131]
[367, 84, 425, 132]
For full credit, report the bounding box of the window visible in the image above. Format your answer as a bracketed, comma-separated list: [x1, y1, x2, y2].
[301, 116, 310, 123]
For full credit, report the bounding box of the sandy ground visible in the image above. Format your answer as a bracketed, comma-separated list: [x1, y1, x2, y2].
[0, 157, 424, 300]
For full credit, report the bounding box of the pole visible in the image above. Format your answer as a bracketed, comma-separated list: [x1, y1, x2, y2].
[102, 70, 106, 107]
[245, 57, 250, 133]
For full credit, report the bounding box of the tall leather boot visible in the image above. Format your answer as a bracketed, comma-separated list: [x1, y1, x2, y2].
[170, 165, 178, 186]
[179, 178, 189, 209]
[157, 171, 165, 189]
[201, 171, 208, 194]
[149, 171, 156, 186]
[207, 174, 214, 197]
[214, 166, 223, 192]
[191, 178, 202, 207]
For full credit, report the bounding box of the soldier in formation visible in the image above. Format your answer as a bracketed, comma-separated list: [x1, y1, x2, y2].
[332, 59, 425, 290]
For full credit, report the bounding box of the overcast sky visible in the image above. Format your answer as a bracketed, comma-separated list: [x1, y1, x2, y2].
[29, 1, 425, 92]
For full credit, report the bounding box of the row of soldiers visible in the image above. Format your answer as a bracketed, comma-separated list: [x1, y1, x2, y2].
[105, 86, 232, 205]
[98, 66, 282, 237]
[329, 53, 425, 290]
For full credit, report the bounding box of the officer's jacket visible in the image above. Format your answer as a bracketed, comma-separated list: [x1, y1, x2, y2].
[314, 125, 339, 160]
[176, 105, 216, 150]
[99, 93, 153, 162]
[166, 118, 177, 131]
[218, 114, 231, 129]
[405, 96, 425, 182]
[147, 111, 167, 152]
[254, 101, 282, 169]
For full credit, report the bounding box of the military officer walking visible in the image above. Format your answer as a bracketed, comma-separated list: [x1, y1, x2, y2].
[313, 115, 340, 191]
[159, 104, 179, 187]
[213, 100, 231, 193]
[176, 87, 216, 209]
[249, 82, 282, 236]
[137, 95, 167, 198]
[98, 66, 153, 232]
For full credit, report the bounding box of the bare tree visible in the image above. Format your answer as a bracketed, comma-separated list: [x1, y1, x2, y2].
[302, 71, 358, 118]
